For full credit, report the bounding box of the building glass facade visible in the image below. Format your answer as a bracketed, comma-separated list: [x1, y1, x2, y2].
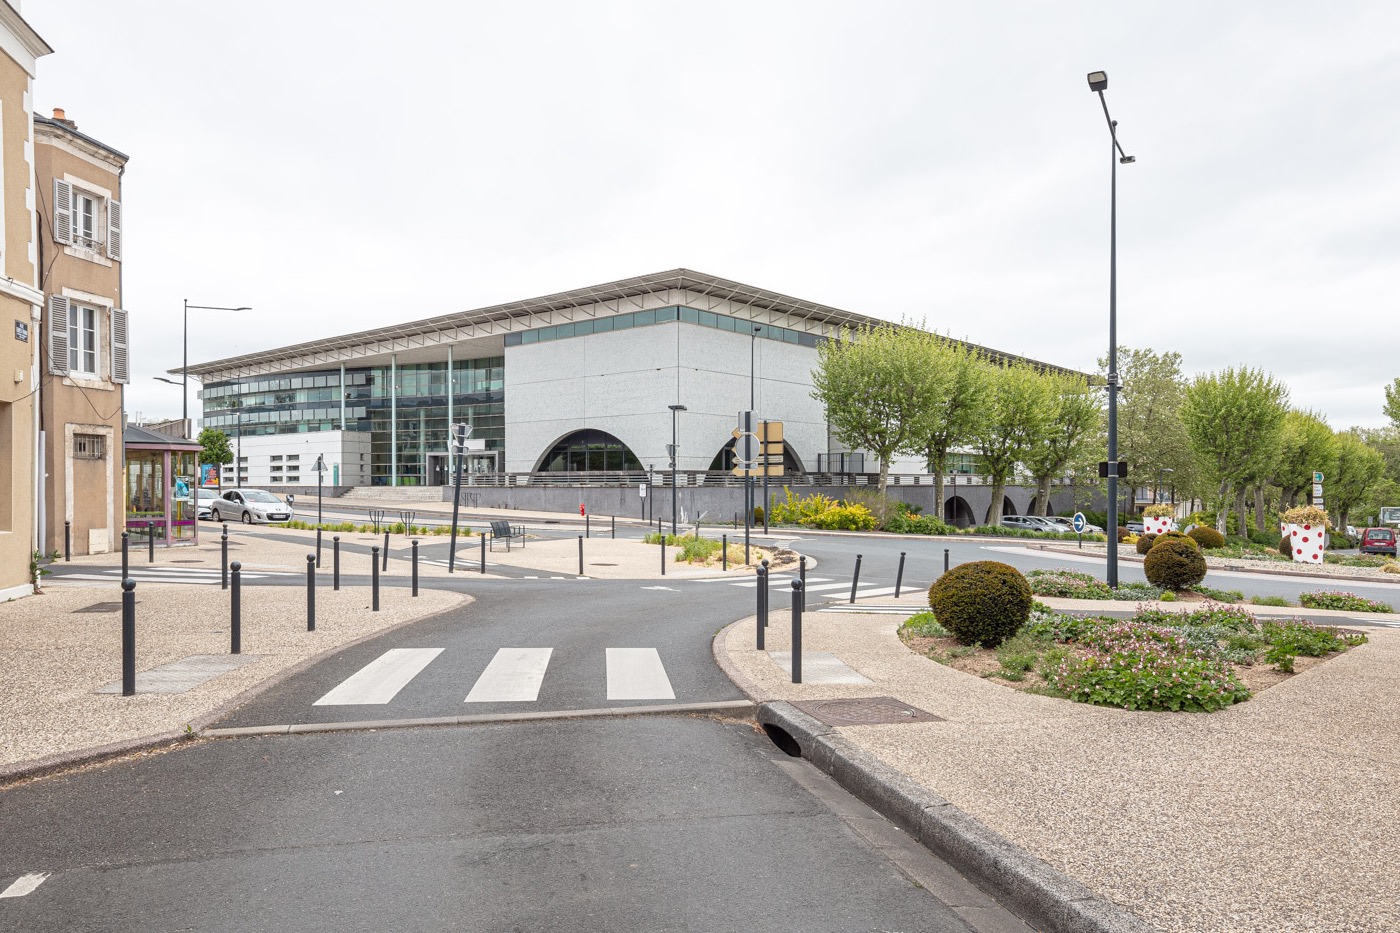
[202, 356, 504, 486]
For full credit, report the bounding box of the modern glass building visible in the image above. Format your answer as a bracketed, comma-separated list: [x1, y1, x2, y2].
[201, 357, 504, 486]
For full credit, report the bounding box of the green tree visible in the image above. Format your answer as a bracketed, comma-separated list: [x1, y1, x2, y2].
[810, 324, 944, 495]
[910, 338, 990, 521]
[1384, 377, 1400, 428]
[1100, 347, 1198, 508]
[1265, 410, 1336, 526]
[1328, 431, 1385, 532]
[972, 363, 1054, 525]
[1023, 372, 1101, 515]
[1181, 368, 1289, 535]
[198, 428, 233, 490]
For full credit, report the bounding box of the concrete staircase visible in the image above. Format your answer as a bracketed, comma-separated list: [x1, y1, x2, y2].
[339, 486, 448, 502]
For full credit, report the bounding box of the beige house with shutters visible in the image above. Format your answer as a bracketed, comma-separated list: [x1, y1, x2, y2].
[34, 108, 128, 559]
[0, 4, 50, 598]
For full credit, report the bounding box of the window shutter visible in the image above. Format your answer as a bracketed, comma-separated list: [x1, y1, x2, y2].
[48, 295, 70, 374]
[110, 307, 129, 384]
[52, 180, 72, 245]
[106, 199, 122, 260]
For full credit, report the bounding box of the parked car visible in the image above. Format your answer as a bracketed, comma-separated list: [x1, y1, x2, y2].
[207, 489, 294, 525]
[999, 515, 1062, 532]
[196, 488, 220, 520]
[1045, 515, 1104, 534]
[1359, 527, 1397, 556]
[1124, 521, 1145, 534]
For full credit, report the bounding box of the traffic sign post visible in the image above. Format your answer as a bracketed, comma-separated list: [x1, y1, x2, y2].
[1073, 511, 1086, 549]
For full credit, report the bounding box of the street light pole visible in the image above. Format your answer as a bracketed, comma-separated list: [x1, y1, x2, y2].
[1088, 71, 1134, 589]
[669, 404, 686, 536]
[173, 300, 250, 439]
[748, 326, 760, 553]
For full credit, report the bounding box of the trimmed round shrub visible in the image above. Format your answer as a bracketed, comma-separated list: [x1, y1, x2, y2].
[1116, 526, 1132, 543]
[926, 560, 1032, 647]
[1278, 534, 1292, 558]
[1152, 531, 1194, 548]
[1136, 533, 1158, 555]
[1187, 526, 1226, 549]
[1143, 536, 1207, 590]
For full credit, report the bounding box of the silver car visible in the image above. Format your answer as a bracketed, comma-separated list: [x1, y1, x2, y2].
[1045, 515, 1105, 534]
[208, 489, 293, 524]
[999, 515, 1062, 532]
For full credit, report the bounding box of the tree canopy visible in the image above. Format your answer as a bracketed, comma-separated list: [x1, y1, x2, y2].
[1181, 368, 1289, 534]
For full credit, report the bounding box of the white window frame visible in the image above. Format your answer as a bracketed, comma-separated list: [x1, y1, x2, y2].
[68, 304, 98, 376]
[72, 190, 99, 247]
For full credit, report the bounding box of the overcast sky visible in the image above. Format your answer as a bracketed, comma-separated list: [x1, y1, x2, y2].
[23, 1, 1400, 430]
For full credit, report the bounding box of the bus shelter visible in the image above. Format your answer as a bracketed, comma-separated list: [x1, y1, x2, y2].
[124, 425, 202, 547]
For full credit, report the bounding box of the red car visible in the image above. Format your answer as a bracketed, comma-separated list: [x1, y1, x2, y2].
[1359, 527, 1397, 556]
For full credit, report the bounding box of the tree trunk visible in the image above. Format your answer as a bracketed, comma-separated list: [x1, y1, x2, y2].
[1235, 487, 1249, 536]
[986, 479, 1007, 526]
[1215, 481, 1232, 534]
[1034, 477, 1053, 515]
[1253, 486, 1268, 537]
[878, 458, 890, 498]
[932, 468, 946, 522]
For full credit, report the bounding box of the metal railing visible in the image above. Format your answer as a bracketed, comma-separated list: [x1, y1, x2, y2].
[456, 470, 1077, 490]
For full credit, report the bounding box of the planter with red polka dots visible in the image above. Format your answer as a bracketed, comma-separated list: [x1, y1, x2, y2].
[1143, 515, 1172, 536]
[1286, 523, 1325, 564]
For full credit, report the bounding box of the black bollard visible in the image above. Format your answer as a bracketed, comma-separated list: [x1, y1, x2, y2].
[756, 565, 767, 650]
[316, 529, 323, 569]
[760, 559, 770, 626]
[371, 547, 380, 612]
[895, 551, 906, 598]
[147, 521, 155, 563]
[791, 580, 804, 684]
[121, 531, 129, 580]
[333, 536, 341, 590]
[382, 531, 389, 571]
[578, 535, 584, 576]
[221, 532, 229, 590]
[849, 554, 863, 604]
[64, 520, 71, 561]
[412, 540, 419, 596]
[799, 555, 807, 612]
[306, 554, 316, 632]
[611, 515, 616, 539]
[480, 533, 486, 574]
[230, 561, 242, 654]
[586, 514, 590, 539]
[722, 534, 728, 572]
[661, 535, 667, 576]
[944, 548, 950, 575]
[121, 578, 136, 696]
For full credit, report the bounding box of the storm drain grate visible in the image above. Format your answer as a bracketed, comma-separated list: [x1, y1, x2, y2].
[74, 601, 123, 613]
[171, 559, 204, 564]
[791, 696, 943, 726]
[590, 562, 618, 566]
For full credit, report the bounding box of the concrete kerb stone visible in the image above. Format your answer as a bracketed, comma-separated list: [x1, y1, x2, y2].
[758, 700, 1158, 933]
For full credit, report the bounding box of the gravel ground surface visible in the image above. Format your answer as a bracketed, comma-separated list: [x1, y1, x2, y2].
[718, 596, 1400, 933]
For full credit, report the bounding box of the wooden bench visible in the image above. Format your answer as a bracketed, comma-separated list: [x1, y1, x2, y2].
[488, 519, 526, 551]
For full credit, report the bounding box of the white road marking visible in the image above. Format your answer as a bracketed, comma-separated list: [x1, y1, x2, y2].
[314, 648, 444, 705]
[640, 586, 677, 591]
[0, 873, 50, 898]
[606, 648, 675, 700]
[765, 651, 873, 684]
[466, 648, 553, 702]
[825, 585, 900, 599]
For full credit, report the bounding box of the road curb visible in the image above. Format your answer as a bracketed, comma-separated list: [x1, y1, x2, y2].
[202, 700, 757, 738]
[757, 702, 1158, 933]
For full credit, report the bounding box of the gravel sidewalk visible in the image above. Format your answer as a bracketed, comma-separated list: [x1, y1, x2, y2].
[717, 595, 1400, 933]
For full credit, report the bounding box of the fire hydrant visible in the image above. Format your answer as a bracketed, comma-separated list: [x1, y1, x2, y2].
[579, 503, 586, 516]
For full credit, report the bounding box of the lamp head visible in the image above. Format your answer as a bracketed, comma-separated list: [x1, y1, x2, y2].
[1120, 155, 1136, 164]
[1087, 71, 1108, 92]
[669, 404, 687, 412]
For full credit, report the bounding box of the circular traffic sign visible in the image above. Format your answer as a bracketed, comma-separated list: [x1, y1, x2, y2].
[1072, 512, 1087, 533]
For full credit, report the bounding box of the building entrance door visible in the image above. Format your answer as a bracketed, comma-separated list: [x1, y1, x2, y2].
[428, 454, 450, 486]
[467, 452, 498, 474]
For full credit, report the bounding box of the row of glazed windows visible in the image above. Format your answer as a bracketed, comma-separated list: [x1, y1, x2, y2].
[502, 306, 824, 348]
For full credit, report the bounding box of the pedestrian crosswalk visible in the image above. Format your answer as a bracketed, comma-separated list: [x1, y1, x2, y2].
[691, 574, 910, 600]
[50, 566, 296, 586]
[314, 646, 679, 706]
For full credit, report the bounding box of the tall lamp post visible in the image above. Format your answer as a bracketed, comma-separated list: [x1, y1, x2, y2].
[172, 299, 250, 437]
[668, 404, 687, 535]
[1155, 467, 1174, 507]
[1088, 70, 1134, 588]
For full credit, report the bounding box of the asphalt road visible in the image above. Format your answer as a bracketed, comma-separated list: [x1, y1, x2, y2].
[0, 717, 1006, 933]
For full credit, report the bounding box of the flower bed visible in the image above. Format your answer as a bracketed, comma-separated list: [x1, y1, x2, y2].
[898, 603, 1367, 712]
